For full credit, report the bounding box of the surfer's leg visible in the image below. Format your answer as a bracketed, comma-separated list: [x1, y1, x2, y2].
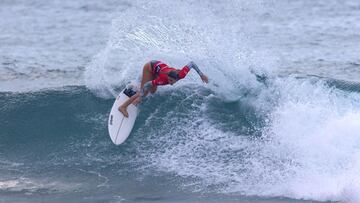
[144, 61, 158, 94]
[119, 92, 140, 117]
[141, 62, 155, 88]
[119, 62, 154, 117]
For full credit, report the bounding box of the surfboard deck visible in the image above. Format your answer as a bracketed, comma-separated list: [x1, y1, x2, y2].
[108, 86, 138, 145]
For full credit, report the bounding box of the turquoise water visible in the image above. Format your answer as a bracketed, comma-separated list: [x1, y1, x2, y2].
[1, 85, 341, 203]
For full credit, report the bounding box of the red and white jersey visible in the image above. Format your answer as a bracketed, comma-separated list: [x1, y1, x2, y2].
[150, 61, 190, 87]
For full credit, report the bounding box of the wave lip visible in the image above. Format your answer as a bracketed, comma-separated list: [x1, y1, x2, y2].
[132, 76, 360, 202]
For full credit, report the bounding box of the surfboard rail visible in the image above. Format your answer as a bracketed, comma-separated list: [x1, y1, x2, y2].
[108, 87, 138, 145]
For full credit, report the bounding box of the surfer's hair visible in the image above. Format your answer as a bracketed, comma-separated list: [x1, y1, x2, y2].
[168, 71, 179, 80]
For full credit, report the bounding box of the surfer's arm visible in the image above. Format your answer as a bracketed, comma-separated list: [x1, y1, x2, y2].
[178, 61, 208, 83]
[187, 61, 204, 76]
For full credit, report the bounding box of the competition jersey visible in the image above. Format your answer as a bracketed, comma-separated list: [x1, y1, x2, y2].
[151, 61, 190, 86]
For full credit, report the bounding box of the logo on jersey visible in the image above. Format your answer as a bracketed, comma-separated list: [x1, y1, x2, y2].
[155, 65, 161, 73]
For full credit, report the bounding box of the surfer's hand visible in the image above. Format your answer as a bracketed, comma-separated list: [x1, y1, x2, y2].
[200, 74, 209, 83]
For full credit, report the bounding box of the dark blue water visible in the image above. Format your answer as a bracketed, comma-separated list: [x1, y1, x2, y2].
[1, 78, 359, 202]
[0, 86, 265, 202]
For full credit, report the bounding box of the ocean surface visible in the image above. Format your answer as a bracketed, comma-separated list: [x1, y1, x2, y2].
[1, 0, 360, 202]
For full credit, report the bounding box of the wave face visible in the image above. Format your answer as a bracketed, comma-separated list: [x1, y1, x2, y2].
[2, 0, 360, 202]
[1, 78, 360, 202]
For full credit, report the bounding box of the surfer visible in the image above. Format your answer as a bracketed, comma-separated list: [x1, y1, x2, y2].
[118, 60, 209, 117]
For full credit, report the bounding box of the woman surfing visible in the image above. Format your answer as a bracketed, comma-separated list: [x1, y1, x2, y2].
[119, 60, 209, 117]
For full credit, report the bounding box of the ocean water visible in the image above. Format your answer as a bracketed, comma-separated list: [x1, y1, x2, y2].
[1, 0, 360, 202]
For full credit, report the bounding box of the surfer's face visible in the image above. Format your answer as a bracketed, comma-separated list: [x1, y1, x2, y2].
[168, 77, 177, 85]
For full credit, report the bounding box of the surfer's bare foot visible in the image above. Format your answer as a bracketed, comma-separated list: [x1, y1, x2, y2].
[118, 106, 129, 118]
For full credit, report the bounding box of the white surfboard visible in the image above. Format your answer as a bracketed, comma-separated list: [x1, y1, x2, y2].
[108, 86, 139, 145]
